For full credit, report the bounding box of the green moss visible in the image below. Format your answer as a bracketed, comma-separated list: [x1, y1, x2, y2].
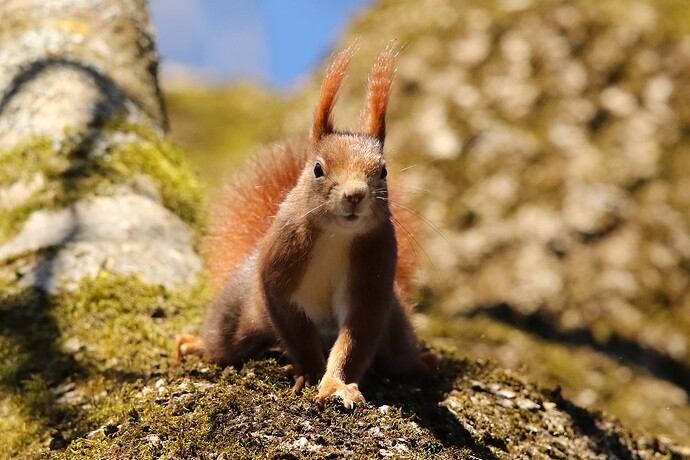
[0, 137, 69, 242]
[0, 121, 204, 245]
[0, 138, 63, 186]
[100, 120, 206, 227]
[0, 272, 479, 459]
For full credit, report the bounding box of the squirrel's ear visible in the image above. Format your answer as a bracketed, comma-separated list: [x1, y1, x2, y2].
[359, 43, 397, 147]
[311, 42, 358, 143]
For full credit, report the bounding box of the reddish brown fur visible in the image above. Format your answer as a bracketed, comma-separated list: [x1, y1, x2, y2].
[205, 142, 419, 304]
[359, 44, 397, 143]
[311, 43, 357, 142]
[180, 43, 438, 409]
[205, 143, 306, 288]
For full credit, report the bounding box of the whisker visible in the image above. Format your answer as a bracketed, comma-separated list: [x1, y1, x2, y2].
[389, 213, 441, 284]
[393, 185, 431, 193]
[273, 201, 327, 233]
[298, 202, 327, 221]
[397, 156, 445, 172]
[388, 200, 455, 250]
[371, 185, 430, 197]
[380, 190, 428, 198]
[400, 156, 444, 172]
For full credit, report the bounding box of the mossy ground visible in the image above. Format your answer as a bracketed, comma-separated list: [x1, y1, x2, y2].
[3, 270, 677, 459]
[0, 274, 206, 458]
[60, 355, 479, 459]
[0, 273, 485, 459]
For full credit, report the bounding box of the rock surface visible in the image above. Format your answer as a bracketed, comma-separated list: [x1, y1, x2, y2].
[0, 194, 201, 292]
[0, 0, 166, 150]
[0, 0, 201, 292]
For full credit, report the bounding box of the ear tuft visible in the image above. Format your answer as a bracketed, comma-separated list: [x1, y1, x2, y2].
[359, 42, 398, 146]
[311, 42, 358, 142]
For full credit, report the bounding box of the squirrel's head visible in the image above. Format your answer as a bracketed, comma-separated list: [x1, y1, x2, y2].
[302, 42, 397, 235]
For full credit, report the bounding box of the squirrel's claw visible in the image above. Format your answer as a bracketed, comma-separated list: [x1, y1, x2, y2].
[316, 380, 365, 409]
[278, 364, 318, 394]
[418, 349, 441, 374]
[292, 375, 308, 394]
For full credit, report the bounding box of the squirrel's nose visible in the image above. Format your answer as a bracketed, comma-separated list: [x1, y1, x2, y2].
[343, 187, 367, 205]
[344, 191, 365, 205]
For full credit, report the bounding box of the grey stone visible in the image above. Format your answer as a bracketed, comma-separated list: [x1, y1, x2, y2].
[0, 194, 201, 292]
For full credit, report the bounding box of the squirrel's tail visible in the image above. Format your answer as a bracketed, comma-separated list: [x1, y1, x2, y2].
[205, 142, 306, 288]
[204, 143, 420, 303]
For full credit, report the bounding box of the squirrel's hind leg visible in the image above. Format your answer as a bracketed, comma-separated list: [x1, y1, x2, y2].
[375, 303, 440, 375]
[201, 293, 277, 366]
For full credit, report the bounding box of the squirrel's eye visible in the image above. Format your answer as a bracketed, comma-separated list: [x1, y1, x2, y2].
[314, 162, 324, 178]
[380, 166, 388, 180]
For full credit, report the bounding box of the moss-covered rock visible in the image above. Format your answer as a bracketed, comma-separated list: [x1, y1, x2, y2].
[0, 122, 204, 293]
[0, 0, 204, 294]
[0, 123, 203, 243]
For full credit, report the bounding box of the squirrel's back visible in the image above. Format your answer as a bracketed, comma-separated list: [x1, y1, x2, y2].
[205, 141, 419, 303]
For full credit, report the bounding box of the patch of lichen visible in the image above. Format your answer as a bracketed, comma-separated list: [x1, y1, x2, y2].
[0, 121, 204, 246]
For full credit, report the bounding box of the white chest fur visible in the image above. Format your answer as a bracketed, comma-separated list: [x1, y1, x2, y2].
[290, 232, 352, 341]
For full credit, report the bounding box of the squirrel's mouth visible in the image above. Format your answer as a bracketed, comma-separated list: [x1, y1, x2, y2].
[335, 212, 366, 230]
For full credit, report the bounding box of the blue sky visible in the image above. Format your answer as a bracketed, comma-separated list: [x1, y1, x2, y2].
[150, 0, 373, 90]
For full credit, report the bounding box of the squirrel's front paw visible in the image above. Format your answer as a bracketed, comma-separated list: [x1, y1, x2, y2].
[174, 334, 205, 361]
[316, 378, 365, 409]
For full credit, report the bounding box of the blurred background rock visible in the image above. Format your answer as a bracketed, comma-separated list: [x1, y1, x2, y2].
[158, 0, 690, 444]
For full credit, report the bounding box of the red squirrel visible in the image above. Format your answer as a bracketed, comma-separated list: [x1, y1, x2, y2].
[176, 43, 438, 408]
